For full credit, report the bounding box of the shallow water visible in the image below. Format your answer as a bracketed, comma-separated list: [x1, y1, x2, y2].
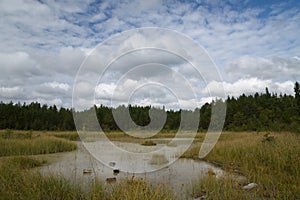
[39, 141, 224, 198]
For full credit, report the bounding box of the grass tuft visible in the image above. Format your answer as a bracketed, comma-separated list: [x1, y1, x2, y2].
[187, 132, 300, 199]
[0, 136, 77, 157]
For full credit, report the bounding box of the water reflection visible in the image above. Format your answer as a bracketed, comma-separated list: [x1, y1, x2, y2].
[39, 141, 224, 197]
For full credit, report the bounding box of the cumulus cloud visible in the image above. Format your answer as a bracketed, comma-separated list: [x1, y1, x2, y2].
[226, 56, 300, 80]
[0, 86, 25, 99]
[203, 78, 295, 98]
[0, 52, 41, 84]
[0, 0, 299, 108]
[43, 82, 70, 91]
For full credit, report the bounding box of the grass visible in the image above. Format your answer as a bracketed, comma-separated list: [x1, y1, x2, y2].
[0, 157, 86, 200]
[0, 156, 172, 200]
[0, 130, 299, 199]
[51, 131, 80, 141]
[190, 175, 251, 199]
[0, 129, 173, 200]
[0, 137, 77, 156]
[0, 130, 77, 156]
[100, 178, 173, 200]
[184, 132, 300, 199]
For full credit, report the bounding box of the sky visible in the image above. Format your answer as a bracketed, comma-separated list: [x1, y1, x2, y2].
[0, 0, 300, 110]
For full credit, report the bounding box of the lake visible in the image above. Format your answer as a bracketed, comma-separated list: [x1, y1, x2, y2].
[39, 140, 225, 198]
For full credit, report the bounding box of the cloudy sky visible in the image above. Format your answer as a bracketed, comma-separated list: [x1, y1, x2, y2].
[1, 0, 300, 109]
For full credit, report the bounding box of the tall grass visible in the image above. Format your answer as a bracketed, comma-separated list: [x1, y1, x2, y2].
[0, 136, 77, 156]
[52, 131, 80, 141]
[1, 130, 299, 199]
[102, 179, 173, 200]
[0, 129, 172, 199]
[0, 129, 33, 139]
[0, 156, 172, 200]
[0, 157, 86, 200]
[190, 175, 251, 199]
[187, 132, 300, 199]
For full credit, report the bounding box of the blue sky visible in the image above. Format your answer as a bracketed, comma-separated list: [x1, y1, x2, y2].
[0, 0, 299, 109]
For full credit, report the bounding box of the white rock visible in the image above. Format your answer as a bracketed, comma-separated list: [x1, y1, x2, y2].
[243, 183, 257, 190]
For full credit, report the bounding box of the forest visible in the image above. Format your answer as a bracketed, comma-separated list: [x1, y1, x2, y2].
[1, 82, 299, 133]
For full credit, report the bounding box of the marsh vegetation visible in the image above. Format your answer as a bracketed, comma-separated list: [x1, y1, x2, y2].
[0, 130, 299, 199]
[185, 132, 300, 199]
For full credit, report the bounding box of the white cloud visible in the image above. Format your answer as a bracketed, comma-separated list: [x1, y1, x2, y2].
[0, 51, 40, 80]
[203, 78, 295, 98]
[0, 0, 299, 108]
[95, 83, 117, 99]
[42, 82, 70, 91]
[0, 86, 25, 99]
[226, 56, 300, 80]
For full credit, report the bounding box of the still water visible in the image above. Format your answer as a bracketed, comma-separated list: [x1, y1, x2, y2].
[39, 140, 224, 198]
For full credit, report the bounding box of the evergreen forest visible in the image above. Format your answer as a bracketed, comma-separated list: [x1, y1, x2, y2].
[1, 82, 299, 133]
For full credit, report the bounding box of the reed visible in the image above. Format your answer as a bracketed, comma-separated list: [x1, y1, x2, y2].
[0, 136, 77, 156]
[188, 132, 300, 199]
[0, 156, 172, 200]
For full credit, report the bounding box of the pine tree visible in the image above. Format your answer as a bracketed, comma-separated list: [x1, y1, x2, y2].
[294, 81, 300, 114]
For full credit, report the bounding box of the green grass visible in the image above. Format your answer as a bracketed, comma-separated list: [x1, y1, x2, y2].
[0, 129, 33, 139]
[0, 156, 172, 200]
[185, 132, 300, 199]
[52, 131, 80, 141]
[1, 130, 299, 199]
[0, 130, 173, 199]
[0, 157, 86, 200]
[190, 174, 258, 200]
[102, 178, 173, 200]
[0, 136, 77, 157]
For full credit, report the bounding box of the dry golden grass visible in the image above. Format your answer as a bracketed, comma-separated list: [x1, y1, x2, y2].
[186, 132, 300, 199]
[0, 156, 172, 200]
[1, 130, 299, 199]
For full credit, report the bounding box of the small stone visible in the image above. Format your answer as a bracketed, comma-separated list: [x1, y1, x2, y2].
[243, 183, 257, 190]
[109, 161, 116, 167]
[113, 169, 120, 175]
[83, 169, 92, 174]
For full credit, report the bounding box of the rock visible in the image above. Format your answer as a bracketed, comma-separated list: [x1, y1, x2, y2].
[83, 169, 92, 174]
[113, 169, 120, 175]
[243, 183, 257, 190]
[109, 161, 116, 167]
[106, 177, 116, 183]
[194, 192, 213, 199]
[194, 195, 206, 200]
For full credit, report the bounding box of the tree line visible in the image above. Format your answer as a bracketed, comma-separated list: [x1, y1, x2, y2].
[1, 82, 299, 133]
